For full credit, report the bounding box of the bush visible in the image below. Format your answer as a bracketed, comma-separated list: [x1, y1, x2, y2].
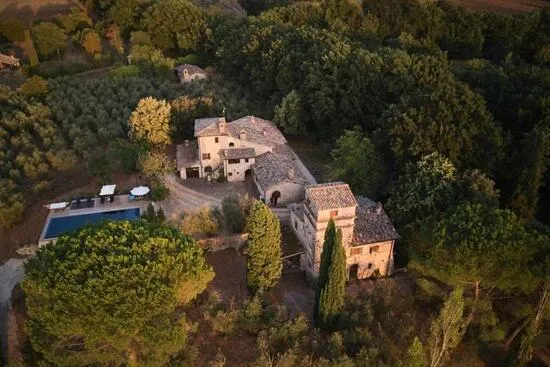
[150, 181, 169, 200]
[180, 206, 219, 237]
[110, 65, 141, 79]
[19, 76, 49, 97]
[222, 196, 246, 233]
[175, 53, 201, 65]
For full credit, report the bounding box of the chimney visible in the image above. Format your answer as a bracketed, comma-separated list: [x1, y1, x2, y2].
[375, 202, 383, 214]
[218, 118, 227, 135]
[287, 167, 295, 179]
[239, 129, 247, 140]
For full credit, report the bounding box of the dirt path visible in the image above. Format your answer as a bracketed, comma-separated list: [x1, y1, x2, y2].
[0, 258, 25, 359]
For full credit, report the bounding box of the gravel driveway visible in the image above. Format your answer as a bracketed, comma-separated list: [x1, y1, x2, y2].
[160, 175, 256, 221]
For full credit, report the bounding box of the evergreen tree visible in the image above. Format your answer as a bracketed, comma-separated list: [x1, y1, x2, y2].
[507, 124, 549, 220]
[245, 201, 282, 292]
[317, 226, 346, 329]
[315, 218, 337, 319]
[23, 30, 39, 67]
[22, 220, 214, 366]
[404, 337, 427, 367]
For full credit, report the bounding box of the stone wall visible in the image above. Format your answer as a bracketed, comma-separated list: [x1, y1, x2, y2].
[198, 233, 248, 252]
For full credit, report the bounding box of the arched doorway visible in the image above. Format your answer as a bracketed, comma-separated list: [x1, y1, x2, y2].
[349, 264, 359, 280]
[204, 166, 212, 175]
[270, 190, 281, 206]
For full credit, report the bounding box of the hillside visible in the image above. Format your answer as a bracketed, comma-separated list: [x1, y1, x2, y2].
[451, 0, 549, 13]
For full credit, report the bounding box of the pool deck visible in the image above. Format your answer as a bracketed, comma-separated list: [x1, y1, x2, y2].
[39, 195, 151, 246]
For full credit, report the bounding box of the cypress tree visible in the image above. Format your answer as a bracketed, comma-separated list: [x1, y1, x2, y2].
[246, 200, 282, 292]
[317, 227, 346, 329]
[314, 218, 337, 319]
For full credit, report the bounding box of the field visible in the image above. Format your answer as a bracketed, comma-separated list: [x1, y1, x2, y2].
[451, 0, 549, 13]
[0, 0, 85, 21]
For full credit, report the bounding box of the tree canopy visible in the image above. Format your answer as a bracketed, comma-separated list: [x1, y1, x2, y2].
[22, 220, 214, 366]
[141, 0, 206, 50]
[129, 97, 172, 145]
[31, 22, 67, 58]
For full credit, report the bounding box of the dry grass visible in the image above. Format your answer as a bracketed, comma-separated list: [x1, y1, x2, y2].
[0, 0, 84, 21]
[450, 0, 549, 14]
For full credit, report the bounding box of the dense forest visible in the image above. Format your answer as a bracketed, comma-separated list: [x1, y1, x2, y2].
[1, 0, 549, 366]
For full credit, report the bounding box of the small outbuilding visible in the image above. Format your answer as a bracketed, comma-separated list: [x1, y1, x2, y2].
[0, 54, 20, 70]
[174, 64, 207, 83]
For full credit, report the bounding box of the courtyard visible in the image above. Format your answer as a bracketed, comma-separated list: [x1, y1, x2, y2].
[160, 174, 259, 221]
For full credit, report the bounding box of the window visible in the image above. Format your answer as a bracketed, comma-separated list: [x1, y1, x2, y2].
[215, 137, 219, 143]
[369, 246, 379, 254]
[330, 210, 338, 217]
[367, 263, 373, 269]
[228, 172, 232, 177]
[202, 153, 210, 160]
[245, 158, 249, 163]
[228, 159, 240, 164]
[350, 247, 362, 256]
[229, 142, 234, 147]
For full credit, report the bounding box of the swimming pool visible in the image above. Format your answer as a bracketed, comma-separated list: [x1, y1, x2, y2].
[44, 208, 141, 239]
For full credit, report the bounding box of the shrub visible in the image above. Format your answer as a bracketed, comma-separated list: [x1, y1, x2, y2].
[19, 76, 49, 97]
[151, 181, 169, 200]
[180, 206, 219, 237]
[110, 65, 141, 79]
[175, 53, 201, 65]
[222, 196, 246, 233]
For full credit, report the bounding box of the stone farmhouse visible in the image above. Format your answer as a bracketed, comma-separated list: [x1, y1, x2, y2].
[176, 116, 317, 205]
[176, 116, 399, 280]
[174, 64, 207, 83]
[289, 182, 399, 280]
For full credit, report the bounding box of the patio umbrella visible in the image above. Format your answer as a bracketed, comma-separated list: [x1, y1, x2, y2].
[130, 186, 150, 196]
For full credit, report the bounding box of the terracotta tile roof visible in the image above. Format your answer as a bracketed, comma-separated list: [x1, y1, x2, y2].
[227, 116, 287, 147]
[194, 115, 288, 146]
[0, 54, 20, 66]
[352, 196, 399, 245]
[194, 117, 225, 137]
[174, 64, 206, 75]
[221, 147, 256, 160]
[253, 150, 308, 190]
[306, 182, 357, 210]
[176, 141, 199, 169]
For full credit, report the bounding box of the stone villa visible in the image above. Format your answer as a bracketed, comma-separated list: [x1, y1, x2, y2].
[177, 116, 316, 205]
[289, 182, 399, 280]
[176, 116, 398, 280]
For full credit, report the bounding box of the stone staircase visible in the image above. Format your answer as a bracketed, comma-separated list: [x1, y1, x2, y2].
[270, 207, 290, 223]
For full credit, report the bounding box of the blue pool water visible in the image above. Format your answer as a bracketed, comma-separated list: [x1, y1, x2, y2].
[44, 208, 140, 239]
